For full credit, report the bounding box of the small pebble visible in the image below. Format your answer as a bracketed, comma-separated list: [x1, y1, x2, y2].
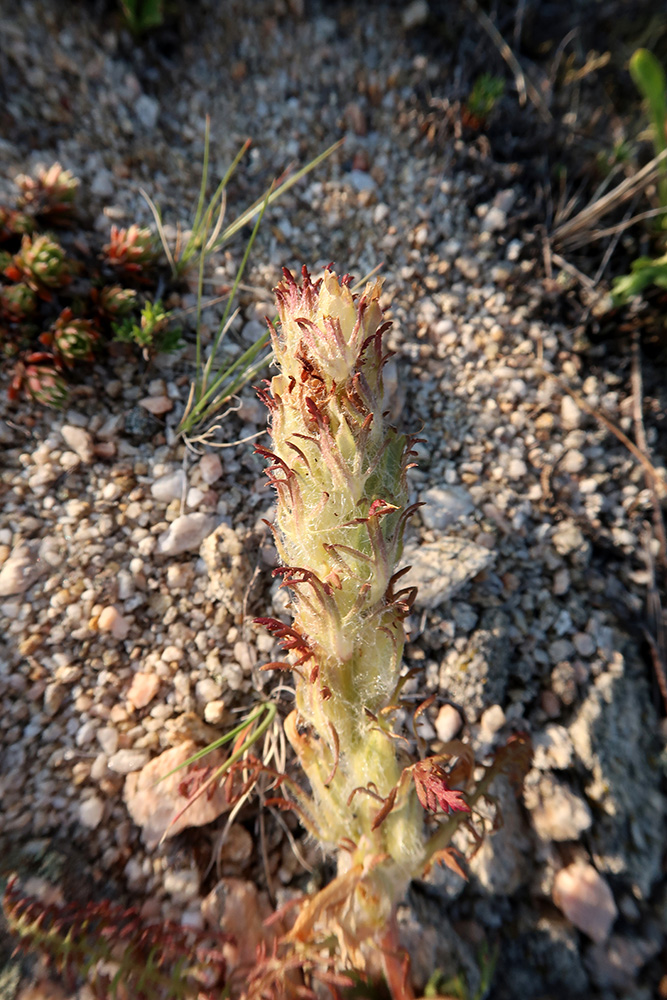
[157, 513, 215, 555]
[97, 727, 119, 756]
[199, 453, 223, 485]
[553, 862, 617, 943]
[435, 704, 463, 743]
[204, 700, 226, 725]
[139, 395, 173, 415]
[480, 704, 505, 738]
[127, 672, 160, 709]
[561, 395, 582, 430]
[97, 606, 130, 640]
[79, 795, 105, 829]
[561, 450, 586, 474]
[108, 748, 151, 774]
[61, 424, 94, 463]
[151, 470, 186, 502]
[573, 632, 595, 657]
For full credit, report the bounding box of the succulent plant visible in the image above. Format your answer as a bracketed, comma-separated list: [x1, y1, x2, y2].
[0, 205, 35, 242]
[15, 162, 79, 224]
[43, 308, 99, 363]
[0, 282, 38, 321]
[103, 223, 159, 274]
[4, 234, 71, 298]
[93, 283, 138, 318]
[8, 353, 68, 408]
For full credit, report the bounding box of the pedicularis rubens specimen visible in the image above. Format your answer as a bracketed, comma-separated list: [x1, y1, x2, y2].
[256, 267, 530, 994]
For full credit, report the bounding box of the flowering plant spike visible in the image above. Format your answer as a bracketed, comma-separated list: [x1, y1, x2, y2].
[257, 266, 475, 985]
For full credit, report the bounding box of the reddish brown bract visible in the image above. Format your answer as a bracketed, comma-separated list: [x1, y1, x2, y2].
[412, 759, 471, 815]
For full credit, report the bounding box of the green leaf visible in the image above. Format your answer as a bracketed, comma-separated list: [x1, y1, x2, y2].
[611, 252, 667, 305]
[119, 0, 163, 33]
[630, 49, 667, 148]
[630, 48, 667, 205]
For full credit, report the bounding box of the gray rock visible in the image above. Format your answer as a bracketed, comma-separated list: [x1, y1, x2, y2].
[439, 608, 510, 722]
[496, 918, 589, 998]
[420, 485, 474, 531]
[200, 522, 254, 616]
[469, 775, 532, 894]
[135, 93, 159, 130]
[524, 771, 592, 841]
[108, 748, 150, 774]
[124, 406, 162, 442]
[585, 932, 661, 991]
[90, 167, 115, 198]
[402, 0, 429, 29]
[402, 537, 494, 611]
[346, 169, 376, 193]
[398, 886, 479, 994]
[569, 649, 664, 897]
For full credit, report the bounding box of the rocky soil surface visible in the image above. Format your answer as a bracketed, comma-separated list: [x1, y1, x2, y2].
[1, 2, 666, 998]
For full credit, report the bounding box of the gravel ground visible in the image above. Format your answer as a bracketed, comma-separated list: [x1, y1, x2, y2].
[1, 2, 666, 998]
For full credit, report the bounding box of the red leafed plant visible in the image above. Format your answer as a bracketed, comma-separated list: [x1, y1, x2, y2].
[2, 876, 229, 1000]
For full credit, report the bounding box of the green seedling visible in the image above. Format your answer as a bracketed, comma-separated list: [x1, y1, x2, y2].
[465, 73, 505, 126]
[112, 299, 181, 357]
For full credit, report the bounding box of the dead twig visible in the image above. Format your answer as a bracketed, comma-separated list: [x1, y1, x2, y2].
[462, 0, 552, 123]
[549, 251, 596, 290]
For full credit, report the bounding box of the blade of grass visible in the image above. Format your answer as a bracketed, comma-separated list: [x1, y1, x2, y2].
[215, 138, 343, 246]
[190, 113, 212, 239]
[179, 323, 271, 437]
[199, 180, 273, 396]
[140, 187, 175, 274]
[182, 138, 251, 273]
[157, 702, 277, 782]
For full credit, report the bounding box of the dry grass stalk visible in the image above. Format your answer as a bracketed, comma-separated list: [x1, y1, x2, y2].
[552, 147, 667, 251]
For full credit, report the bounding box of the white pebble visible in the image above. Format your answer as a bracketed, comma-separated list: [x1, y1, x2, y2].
[157, 513, 215, 555]
[480, 704, 505, 738]
[507, 458, 528, 480]
[561, 450, 586, 474]
[435, 704, 463, 743]
[204, 700, 226, 725]
[186, 487, 205, 508]
[108, 748, 151, 774]
[61, 424, 94, 463]
[554, 862, 617, 944]
[561, 395, 582, 430]
[199, 453, 223, 485]
[97, 726, 119, 756]
[161, 645, 183, 664]
[151, 470, 186, 503]
[98, 605, 131, 640]
[79, 795, 105, 829]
